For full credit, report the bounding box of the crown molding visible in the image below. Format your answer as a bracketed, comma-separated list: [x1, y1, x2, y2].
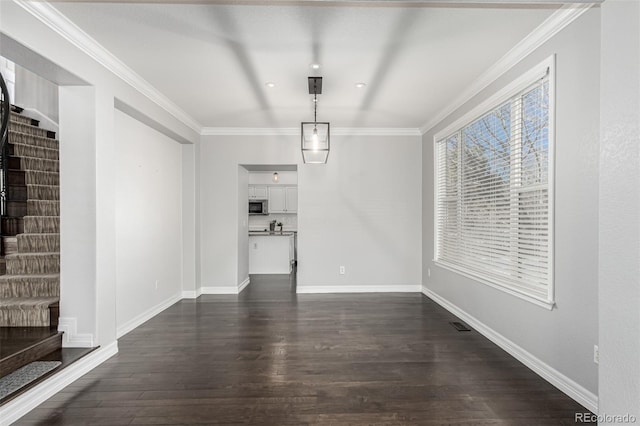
[201, 127, 422, 136]
[419, 2, 594, 135]
[14, 0, 203, 133]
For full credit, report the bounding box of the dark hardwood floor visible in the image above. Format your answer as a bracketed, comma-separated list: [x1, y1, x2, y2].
[18, 274, 591, 425]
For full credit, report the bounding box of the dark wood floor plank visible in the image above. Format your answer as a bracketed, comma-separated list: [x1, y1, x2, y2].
[17, 274, 591, 425]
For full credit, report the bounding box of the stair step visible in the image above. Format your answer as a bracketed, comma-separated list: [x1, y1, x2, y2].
[2, 217, 24, 236]
[0, 329, 62, 377]
[8, 131, 59, 150]
[3, 236, 18, 256]
[27, 184, 60, 201]
[0, 297, 59, 327]
[12, 156, 59, 172]
[6, 253, 60, 275]
[17, 233, 60, 253]
[25, 170, 59, 186]
[6, 200, 26, 217]
[0, 274, 60, 298]
[9, 112, 36, 126]
[7, 122, 51, 139]
[24, 216, 59, 234]
[8, 143, 59, 161]
[7, 184, 27, 201]
[27, 200, 60, 216]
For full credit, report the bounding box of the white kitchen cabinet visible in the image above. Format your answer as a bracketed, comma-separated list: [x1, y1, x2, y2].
[248, 185, 268, 200]
[249, 234, 293, 274]
[268, 186, 297, 213]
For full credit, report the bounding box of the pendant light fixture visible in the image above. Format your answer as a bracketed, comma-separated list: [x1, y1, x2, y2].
[301, 77, 329, 164]
[272, 172, 279, 183]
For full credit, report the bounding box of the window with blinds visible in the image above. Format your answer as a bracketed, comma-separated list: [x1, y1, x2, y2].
[434, 60, 554, 308]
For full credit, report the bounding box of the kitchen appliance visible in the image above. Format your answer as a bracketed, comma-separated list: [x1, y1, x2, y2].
[249, 199, 268, 215]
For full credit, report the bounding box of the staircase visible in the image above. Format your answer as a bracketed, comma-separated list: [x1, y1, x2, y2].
[0, 107, 60, 329]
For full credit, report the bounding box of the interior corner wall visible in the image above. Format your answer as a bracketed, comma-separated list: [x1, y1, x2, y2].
[237, 167, 250, 288]
[182, 144, 197, 296]
[199, 134, 422, 291]
[115, 110, 183, 333]
[598, 0, 640, 418]
[422, 8, 600, 398]
[14, 63, 59, 123]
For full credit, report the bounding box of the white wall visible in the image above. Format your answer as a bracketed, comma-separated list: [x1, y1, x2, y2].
[115, 110, 183, 333]
[422, 8, 600, 401]
[14, 63, 59, 124]
[200, 134, 422, 291]
[0, 1, 198, 347]
[598, 0, 640, 418]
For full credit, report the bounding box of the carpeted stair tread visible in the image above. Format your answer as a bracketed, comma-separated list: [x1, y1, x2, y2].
[0, 274, 60, 298]
[24, 216, 59, 234]
[17, 233, 60, 253]
[0, 297, 58, 327]
[27, 200, 60, 216]
[8, 132, 58, 150]
[25, 171, 59, 186]
[9, 143, 59, 161]
[7, 123, 50, 138]
[9, 112, 34, 125]
[6, 253, 60, 275]
[12, 156, 59, 173]
[26, 185, 60, 201]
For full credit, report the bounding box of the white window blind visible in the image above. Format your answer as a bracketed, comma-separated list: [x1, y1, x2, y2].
[435, 63, 553, 308]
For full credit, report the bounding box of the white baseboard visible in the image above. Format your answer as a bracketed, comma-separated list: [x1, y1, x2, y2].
[238, 277, 250, 293]
[57, 317, 94, 348]
[421, 286, 598, 413]
[0, 341, 118, 426]
[200, 286, 241, 294]
[116, 292, 182, 338]
[181, 290, 198, 299]
[297, 284, 421, 294]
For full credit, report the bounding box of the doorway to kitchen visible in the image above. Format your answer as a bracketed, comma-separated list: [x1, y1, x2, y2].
[239, 165, 298, 296]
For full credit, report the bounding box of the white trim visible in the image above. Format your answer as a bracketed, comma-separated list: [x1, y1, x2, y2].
[201, 127, 421, 136]
[57, 317, 94, 348]
[116, 292, 182, 338]
[200, 286, 241, 295]
[297, 284, 421, 293]
[0, 341, 118, 426]
[420, 3, 593, 135]
[238, 277, 250, 293]
[13, 0, 202, 133]
[421, 286, 598, 413]
[181, 290, 198, 299]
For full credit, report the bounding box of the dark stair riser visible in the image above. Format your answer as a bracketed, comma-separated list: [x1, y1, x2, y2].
[6, 254, 60, 275]
[0, 276, 60, 298]
[2, 218, 24, 236]
[9, 132, 59, 150]
[8, 143, 59, 161]
[0, 331, 62, 377]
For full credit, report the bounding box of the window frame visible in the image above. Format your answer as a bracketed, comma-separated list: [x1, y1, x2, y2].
[433, 55, 556, 310]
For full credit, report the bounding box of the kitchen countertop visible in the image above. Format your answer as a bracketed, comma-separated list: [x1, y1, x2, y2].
[249, 231, 296, 236]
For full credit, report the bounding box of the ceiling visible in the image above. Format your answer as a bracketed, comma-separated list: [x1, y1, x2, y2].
[53, 2, 558, 129]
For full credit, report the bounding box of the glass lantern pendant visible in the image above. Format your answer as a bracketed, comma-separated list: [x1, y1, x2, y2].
[301, 77, 329, 164]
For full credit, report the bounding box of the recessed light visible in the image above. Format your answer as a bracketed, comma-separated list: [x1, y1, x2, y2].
[310, 63, 321, 70]
[265, 82, 276, 88]
[355, 82, 367, 89]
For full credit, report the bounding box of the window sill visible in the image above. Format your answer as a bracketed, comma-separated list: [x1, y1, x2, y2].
[432, 260, 555, 311]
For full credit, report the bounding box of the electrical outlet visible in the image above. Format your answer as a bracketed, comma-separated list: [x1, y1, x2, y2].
[594, 345, 599, 364]
[155, 280, 159, 290]
[339, 266, 345, 275]
[428, 268, 431, 277]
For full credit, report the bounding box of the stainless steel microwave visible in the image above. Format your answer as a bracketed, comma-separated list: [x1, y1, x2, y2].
[249, 200, 268, 215]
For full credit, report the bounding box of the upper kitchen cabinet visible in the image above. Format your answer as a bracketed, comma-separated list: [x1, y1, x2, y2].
[269, 186, 297, 213]
[248, 185, 268, 200]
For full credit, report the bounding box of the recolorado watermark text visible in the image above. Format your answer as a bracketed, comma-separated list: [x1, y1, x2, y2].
[575, 412, 637, 423]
